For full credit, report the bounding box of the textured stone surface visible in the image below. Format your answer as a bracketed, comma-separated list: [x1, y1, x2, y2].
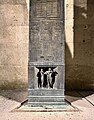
[29, 0, 64, 64]
[0, 0, 29, 89]
[0, 90, 94, 119]
[0, 0, 94, 90]
[28, 0, 65, 106]
[65, 0, 94, 90]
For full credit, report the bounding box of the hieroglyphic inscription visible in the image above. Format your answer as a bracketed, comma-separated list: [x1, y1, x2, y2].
[30, 21, 64, 62]
[29, 0, 64, 63]
[32, 0, 61, 18]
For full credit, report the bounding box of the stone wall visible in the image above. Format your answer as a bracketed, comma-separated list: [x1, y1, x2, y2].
[0, 0, 29, 89]
[0, 0, 94, 90]
[65, 0, 94, 89]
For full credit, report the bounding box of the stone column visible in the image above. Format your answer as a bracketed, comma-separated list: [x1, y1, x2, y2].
[28, 0, 65, 107]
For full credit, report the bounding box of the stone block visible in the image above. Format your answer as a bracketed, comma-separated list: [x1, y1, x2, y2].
[65, 42, 74, 65]
[65, 0, 74, 5]
[86, 25, 94, 38]
[28, 96, 65, 103]
[28, 89, 64, 96]
[0, 4, 28, 26]
[65, 25, 74, 43]
[0, 65, 28, 84]
[65, 65, 93, 90]
[0, 43, 28, 66]
[74, 42, 92, 65]
[74, 25, 86, 43]
[65, 4, 74, 21]
[87, 0, 94, 4]
[87, 4, 94, 24]
[74, 0, 87, 6]
[0, 0, 26, 5]
[0, 26, 29, 44]
[74, 9, 87, 25]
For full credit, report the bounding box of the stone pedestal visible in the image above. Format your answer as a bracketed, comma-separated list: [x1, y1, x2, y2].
[28, 0, 65, 107]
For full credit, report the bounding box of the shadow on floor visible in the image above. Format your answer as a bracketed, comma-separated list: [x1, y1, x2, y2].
[0, 89, 94, 105]
[0, 89, 28, 103]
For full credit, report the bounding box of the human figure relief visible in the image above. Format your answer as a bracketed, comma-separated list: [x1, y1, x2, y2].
[37, 69, 44, 88]
[44, 68, 52, 88]
[50, 69, 58, 88]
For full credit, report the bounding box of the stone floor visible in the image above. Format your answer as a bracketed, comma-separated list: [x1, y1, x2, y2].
[0, 90, 94, 120]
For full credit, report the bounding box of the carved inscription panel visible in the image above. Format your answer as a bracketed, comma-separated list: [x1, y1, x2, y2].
[31, 0, 61, 18]
[29, 0, 64, 63]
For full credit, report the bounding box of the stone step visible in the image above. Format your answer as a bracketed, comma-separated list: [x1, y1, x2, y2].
[28, 102, 65, 107]
[28, 89, 64, 96]
[28, 96, 64, 102]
